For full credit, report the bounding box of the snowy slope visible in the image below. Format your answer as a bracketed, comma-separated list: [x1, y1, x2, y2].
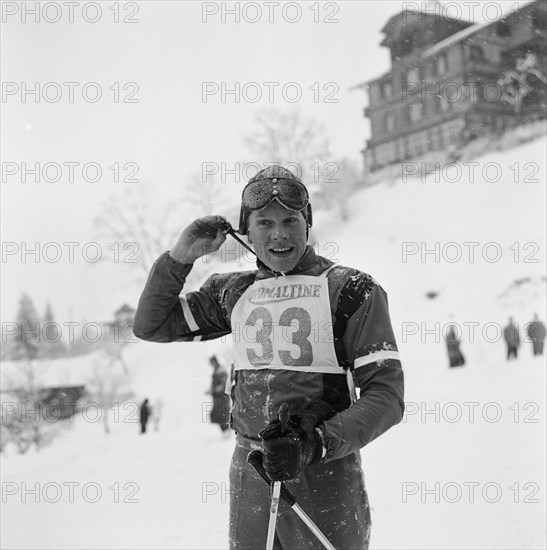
[1, 135, 546, 550]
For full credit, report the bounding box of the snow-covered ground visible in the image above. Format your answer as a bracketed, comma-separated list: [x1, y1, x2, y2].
[2, 135, 546, 549]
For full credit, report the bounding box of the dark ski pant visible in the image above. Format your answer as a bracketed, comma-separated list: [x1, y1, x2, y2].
[229, 436, 371, 550]
[448, 346, 465, 367]
[507, 345, 518, 360]
[211, 394, 230, 432]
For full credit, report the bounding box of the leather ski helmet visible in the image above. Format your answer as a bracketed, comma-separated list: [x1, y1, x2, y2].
[238, 165, 313, 236]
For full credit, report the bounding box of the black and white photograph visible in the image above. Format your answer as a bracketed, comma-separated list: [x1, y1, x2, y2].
[1, 1, 546, 548]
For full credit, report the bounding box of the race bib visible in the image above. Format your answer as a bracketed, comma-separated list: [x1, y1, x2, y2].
[231, 269, 342, 373]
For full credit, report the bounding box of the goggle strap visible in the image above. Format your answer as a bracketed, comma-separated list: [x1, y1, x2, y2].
[226, 227, 257, 257]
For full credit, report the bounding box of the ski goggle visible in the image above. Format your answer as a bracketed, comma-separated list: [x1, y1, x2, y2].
[241, 177, 309, 212]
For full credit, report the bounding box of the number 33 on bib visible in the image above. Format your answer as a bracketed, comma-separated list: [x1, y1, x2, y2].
[231, 269, 342, 374]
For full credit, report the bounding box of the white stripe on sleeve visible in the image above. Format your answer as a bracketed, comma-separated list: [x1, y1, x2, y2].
[354, 350, 400, 368]
[179, 296, 202, 342]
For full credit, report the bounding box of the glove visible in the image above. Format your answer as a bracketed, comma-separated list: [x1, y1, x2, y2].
[192, 216, 231, 239]
[170, 215, 229, 264]
[260, 420, 323, 482]
[291, 399, 336, 435]
[259, 400, 334, 482]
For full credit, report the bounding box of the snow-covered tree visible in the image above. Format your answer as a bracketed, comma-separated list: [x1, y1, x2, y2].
[498, 53, 547, 117]
[42, 302, 66, 359]
[1, 362, 63, 454]
[13, 293, 42, 362]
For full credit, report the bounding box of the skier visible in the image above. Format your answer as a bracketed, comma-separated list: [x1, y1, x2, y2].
[526, 313, 546, 356]
[139, 398, 151, 434]
[133, 165, 405, 549]
[446, 324, 465, 367]
[503, 317, 520, 360]
[209, 355, 230, 434]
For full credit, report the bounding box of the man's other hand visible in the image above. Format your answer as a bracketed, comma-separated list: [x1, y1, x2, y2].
[170, 215, 228, 264]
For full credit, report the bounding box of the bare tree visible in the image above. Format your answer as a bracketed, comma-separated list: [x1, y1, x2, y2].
[98, 321, 136, 375]
[85, 355, 133, 435]
[93, 184, 187, 281]
[315, 157, 364, 221]
[243, 108, 364, 221]
[1, 361, 63, 454]
[93, 180, 231, 287]
[243, 108, 331, 181]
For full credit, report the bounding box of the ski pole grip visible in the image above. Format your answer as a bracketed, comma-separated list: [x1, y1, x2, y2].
[247, 451, 296, 507]
[278, 402, 290, 434]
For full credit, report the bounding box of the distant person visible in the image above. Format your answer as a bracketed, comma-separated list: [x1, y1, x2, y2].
[503, 317, 520, 360]
[446, 325, 465, 368]
[527, 313, 546, 356]
[209, 355, 230, 434]
[139, 398, 151, 434]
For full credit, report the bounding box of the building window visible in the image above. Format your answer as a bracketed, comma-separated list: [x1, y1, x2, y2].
[436, 53, 448, 75]
[385, 113, 395, 132]
[406, 67, 420, 84]
[443, 125, 453, 146]
[409, 103, 422, 123]
[495, 20, 511, 37]
[417, 131, 429, 155]
[468, 82, 480, 103]
[381, 81, 393, 99]
[468, 44, 484, 61]
[445, 120, 463, 146]
[403, 139, 411, 160]
[431, 126, 444, 150]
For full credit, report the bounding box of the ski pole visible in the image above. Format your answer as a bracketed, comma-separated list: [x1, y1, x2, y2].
[247, 451, 336, 550]
[266, 480, 281, 550]
[264, 403, 290, 550]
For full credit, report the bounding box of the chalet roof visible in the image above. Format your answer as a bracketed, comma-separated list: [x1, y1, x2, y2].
[115, 304, 135, 315]
[380, 8, 469, 34]
[420, 21, 488, 58]
[420, 0, 538, 58]
[353, 0, 541, 91]
[351, 71, 390, 89]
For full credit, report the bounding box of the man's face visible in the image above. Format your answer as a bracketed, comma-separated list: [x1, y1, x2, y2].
[247, 200, 308, 273]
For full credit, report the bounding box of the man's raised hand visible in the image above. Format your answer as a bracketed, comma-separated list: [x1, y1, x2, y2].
[170, 215, 228, 264]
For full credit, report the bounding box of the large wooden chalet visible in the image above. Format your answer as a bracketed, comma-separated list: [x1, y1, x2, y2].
[362, 0, 546, 172]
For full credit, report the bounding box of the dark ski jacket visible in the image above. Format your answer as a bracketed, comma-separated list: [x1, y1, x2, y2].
[139, 401, 150, 423]
[504, 325, 520, 347]
[134, 247, 404, 462]
[211, 368, 228, 397]
[527, 321, 546, 342]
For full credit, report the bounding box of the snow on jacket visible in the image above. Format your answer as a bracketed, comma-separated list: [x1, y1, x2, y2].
[134, 246, 405, 462]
